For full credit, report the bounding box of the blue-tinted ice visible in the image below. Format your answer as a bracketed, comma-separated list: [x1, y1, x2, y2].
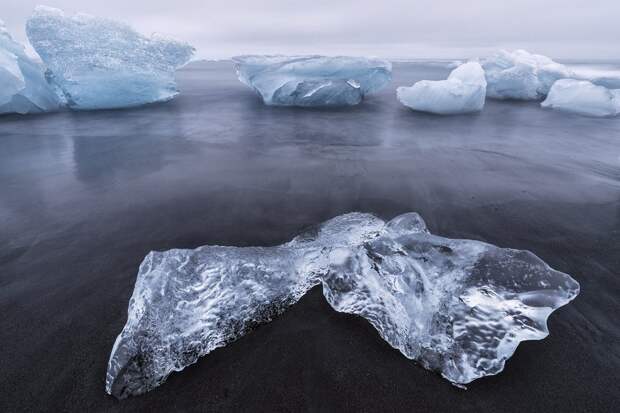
[26, 6, 195, 110]
[232, 55, 392, 106]
[0, 19, 59, 114]
[542, 79, 620, 117]
[397, 62, 487, 114]
[106, 212, 579, 398]
[481, 49, 572, 100]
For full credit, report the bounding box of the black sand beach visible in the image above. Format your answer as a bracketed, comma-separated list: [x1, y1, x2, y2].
[1, 61, 619, 412]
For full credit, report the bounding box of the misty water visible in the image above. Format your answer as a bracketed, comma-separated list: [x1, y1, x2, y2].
[1, 61, 619, 411]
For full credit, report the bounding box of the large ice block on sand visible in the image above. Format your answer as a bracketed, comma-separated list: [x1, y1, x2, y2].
[105, 213, 384, 398]
[396, 62, 487, 115]
[106, 212, 579, 398]
[482, 49, 572, 100]
[542, 79, 620, 117]
[0, 19, 59, 114]
[26, 6, 195, 110]
[232, 55, 392, 106]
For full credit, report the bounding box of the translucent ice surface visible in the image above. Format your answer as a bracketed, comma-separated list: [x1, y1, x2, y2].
[396, 62, 487, 115]
[542, 79, 620, 117]
[106, 213, 384, 398]
[0, 19, 59, 115]
[322, 213, 579, 385]
[482, 50, 572, 100]
[106, 213, 579, 398]
[232, 55, 392, 106]
[26, 6, 195, 110]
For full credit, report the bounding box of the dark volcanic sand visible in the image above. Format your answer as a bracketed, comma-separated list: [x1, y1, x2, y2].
[1, 61, 619, 412]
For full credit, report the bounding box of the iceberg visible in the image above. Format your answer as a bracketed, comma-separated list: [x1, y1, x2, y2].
[106, 212, 579, 398]
[542, 79, 620, 117]
[482, 49, 572, 100]
[0, 19, 59, 115]
[26, 6, 195, 110]
[232, 55, 392, 106]
[396, 62, 487, 115]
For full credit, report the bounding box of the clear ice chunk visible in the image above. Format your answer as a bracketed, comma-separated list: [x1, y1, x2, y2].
[322, 213, 579, 384]
[396, 62, 487, 115]
[232, 55, 392, 106]
[105, 213, 384, 398]
[482, 49, 572, 100]
[0, 18, 59, 115]
[542, 79, 620, 117]
[106, 212, 579, 398]
[26, 6, 195, 110]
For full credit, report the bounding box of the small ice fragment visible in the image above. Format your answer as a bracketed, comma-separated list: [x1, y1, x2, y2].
[347, 79, 361, 89]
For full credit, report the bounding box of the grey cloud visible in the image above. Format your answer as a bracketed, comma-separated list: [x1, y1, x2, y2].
[3, 0, 619, 59]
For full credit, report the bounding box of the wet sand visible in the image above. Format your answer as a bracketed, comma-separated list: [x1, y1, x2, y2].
[1, 61, 619, 412]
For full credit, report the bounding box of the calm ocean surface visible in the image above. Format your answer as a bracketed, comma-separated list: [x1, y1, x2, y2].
[1, 61, 619, 412]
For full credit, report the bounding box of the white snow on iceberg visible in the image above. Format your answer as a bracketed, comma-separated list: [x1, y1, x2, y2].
[26, 6, 195, 110]
[232, 55, 392, 106]
[542, 79, 620, 117]
[0, 18, 59, 115]
[482, 49, 572, 100]
[106, 212, 579, 398]
[396, 62, 487, 115]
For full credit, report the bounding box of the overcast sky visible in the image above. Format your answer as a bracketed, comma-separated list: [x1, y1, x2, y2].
[3, 0, 620, 60]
